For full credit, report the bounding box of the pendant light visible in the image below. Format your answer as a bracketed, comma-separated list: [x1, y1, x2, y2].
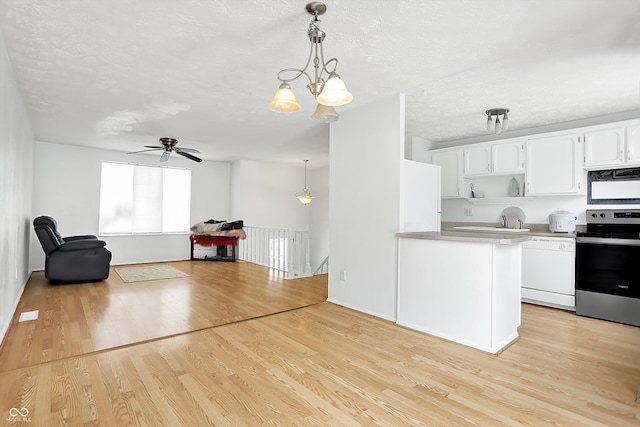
[269, 2, 353, 122]
[296, 160, 315, 205]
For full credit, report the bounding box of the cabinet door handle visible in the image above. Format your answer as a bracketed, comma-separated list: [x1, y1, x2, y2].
[487, 163, 491, 172]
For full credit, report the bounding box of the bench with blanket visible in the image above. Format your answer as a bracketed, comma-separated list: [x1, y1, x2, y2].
[189, 219, 246, 261]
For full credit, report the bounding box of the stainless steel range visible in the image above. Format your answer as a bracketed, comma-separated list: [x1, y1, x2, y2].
[575, 209, 640, 327]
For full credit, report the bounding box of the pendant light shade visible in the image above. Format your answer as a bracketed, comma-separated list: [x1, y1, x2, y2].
[296, 188, 315, 205]
[316, 74, 353, 107]
[296, 160, 314, 205]
[269, 83, 301, 113]
[311, 103, 339, 123]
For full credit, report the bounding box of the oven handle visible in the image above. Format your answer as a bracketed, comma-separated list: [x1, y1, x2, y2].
[576, 236, 640, 246]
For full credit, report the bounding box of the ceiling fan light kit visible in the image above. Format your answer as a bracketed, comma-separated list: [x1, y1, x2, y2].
[269, 2, 353, 122]
[486, 108, 510, 134]
[127, 137, 203, 163]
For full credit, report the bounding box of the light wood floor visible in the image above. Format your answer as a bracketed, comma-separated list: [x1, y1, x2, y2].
[1, 262, 639, 426]
[0, 260, 328, 372]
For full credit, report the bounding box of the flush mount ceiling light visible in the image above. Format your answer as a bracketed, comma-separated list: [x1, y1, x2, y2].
[269, 2, 353, 122]
[296, 160, 315, 205]
[486, 108, 510, 134]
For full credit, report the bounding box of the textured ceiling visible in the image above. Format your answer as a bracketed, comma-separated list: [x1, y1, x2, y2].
[1, 0, 639, 166]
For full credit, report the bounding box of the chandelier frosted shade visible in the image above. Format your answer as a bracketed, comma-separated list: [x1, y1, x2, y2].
[268, 83, 301, 113]
[316, 74, 353, 107]
[311, 103, 339, 122]
[485, 108, 510, 134]
[269, 2, 352, 122]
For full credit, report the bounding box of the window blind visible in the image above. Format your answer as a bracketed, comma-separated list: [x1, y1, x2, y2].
[99, 162, 191, 235]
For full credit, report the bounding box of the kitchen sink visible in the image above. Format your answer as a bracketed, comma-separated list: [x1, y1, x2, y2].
[453, 226, 530, 232]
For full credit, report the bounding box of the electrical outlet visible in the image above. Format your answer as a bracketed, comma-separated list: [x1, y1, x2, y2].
[340, 269, 347, 281]
[464, 207, 473, 216]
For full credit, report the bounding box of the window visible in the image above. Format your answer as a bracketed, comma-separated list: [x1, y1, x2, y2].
[99, 162, 191, 235]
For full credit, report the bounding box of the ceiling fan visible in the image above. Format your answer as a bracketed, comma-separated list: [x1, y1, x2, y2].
[127, 137, 203, 163]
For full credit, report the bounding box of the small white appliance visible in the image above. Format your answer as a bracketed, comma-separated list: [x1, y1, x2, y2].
[401, 159, 441, 232]
[548, 210, 576, 232]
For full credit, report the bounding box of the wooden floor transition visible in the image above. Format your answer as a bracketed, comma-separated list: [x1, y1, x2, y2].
[1, 261, 639, 425]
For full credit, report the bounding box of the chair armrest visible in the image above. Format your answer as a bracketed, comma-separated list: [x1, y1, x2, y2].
[64, 235, 98, 241]
[58, 239, 107, 251]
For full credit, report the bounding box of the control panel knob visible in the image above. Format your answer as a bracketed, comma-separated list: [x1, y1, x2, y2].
[600, 213, 606, 218]
[591, 213, 598, 218]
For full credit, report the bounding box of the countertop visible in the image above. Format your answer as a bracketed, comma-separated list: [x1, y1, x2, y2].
[441, 222, 581, 238]
[396, 230, 532, 245]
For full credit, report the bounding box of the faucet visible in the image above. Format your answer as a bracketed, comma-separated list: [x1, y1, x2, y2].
[517, 219, 524, 229]
[501, 215, 507, 228]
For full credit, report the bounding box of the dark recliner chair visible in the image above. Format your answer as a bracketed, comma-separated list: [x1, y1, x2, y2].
[33, 216, 112, 283]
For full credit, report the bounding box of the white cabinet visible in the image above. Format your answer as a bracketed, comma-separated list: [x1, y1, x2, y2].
[464, 141, 524, 176]
[525, 134, 583, 195]
[626, 125, 640, 164]
[584, 125, 640, 168]
[492, 141, 525, 174]
[430, 148, 462, 198]
[584, 127, 625, 167]
[463, 145, 491, 175]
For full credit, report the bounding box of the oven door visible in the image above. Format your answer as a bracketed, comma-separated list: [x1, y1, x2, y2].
[575, 236, 640, 298]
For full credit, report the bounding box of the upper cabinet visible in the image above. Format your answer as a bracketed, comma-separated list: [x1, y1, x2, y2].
[584, 124, 640, 169]
[626, 125, 640, 164]
[463, 140, 524, 177]
[430, 148, 463, 198]
[492, 141, 526, 174]
[584, 127, 625, 167]
[525, 133, 583, 195]
[427, 119, 639, 200]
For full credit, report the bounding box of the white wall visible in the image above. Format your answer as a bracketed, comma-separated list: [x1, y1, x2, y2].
[229, 159, 312, 230]
[229, 159, 330, 272]
[30, 142, 231, 267]
[406, 135, 433, 162]
[328, 94, 405, 321]
[309, 165, 329, 272]
[0, 31, 35, 345]
[442, 196, 590, 226]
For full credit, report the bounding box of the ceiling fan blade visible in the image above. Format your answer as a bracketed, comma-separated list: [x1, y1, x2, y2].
[175, 147, 201, 154]
[144, 145, 164, 149]
[176, 150, 203, 163]
[127, 147, 164, 154]
[160, 151, 171, 162]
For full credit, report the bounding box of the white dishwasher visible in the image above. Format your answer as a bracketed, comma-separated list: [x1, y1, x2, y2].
[521, 236, 575, 311]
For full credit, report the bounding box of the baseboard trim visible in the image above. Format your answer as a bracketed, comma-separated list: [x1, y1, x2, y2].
[0, 271, 31, 347]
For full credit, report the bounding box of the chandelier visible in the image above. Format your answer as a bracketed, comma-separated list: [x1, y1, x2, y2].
[296, 160, 315, 205]
[486, 108, 510, 134]
[268, 2, 353, 123]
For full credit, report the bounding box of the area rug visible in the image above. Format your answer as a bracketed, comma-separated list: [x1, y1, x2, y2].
[115, 265, 190, 283]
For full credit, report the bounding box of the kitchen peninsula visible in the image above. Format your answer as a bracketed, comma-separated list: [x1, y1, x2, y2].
[396, 230, 531, 354]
